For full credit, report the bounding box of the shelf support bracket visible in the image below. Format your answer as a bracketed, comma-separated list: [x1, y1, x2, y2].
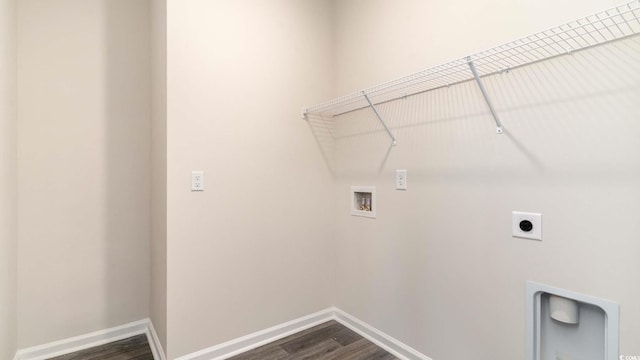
[363, 92, 397, 146]
[467, 56, 504, 134]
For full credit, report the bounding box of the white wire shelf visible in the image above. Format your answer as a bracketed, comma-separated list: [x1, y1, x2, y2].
[303, 0, 640, 140]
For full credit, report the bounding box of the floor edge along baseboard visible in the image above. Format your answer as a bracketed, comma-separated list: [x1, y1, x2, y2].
[331, 308, 432, 360]
[175, 307, 432, 360]
[14, 319, 151, 360]
[13, 309, 432, 360]
[174, 308, 336, 360]
[147, 320, 168, 360]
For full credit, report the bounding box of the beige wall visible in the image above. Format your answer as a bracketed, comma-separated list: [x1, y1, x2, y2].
[0, 0, 17, 358]
[10, 1, 639, 358]
[331, 0, 640, 358]
[151, 0, 168, 352]
[166, 0, 336, 357]
[332, 0, 621, 93]
[17, 0, 151, 347]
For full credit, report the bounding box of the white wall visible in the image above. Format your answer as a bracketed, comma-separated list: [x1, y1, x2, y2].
[17, 0, 151, 347]
[0, 0, 17, 358]
[151, 0, 168, 352]
[332, 0, 622, 93]
[10, 2, 639, 358]
[166, 0, 336, 357]
[330, 0, 640, 359]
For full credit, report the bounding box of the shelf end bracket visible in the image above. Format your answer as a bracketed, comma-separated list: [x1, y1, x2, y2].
[467, 56, 504, 134]
[363, 92, 397, 146]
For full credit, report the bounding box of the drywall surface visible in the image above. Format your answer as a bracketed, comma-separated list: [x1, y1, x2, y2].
[166, 0, 336, 357]
[332, 0, 623, 93]
[151, 0, 168, 352]
[0, 0, 17, 358]
[17, 0, 151, 347]
[330, 0, 640, 359]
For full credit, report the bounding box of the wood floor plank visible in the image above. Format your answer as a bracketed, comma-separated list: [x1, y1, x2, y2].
[323, 338, 395, 360]
[227, 322, 338, 360]
[229, 321, 399, 360]
[47, 334, 153, 360]
[328, 326, 363, 347]
[280, 323, 344, 355]
[282, 339, 341, 360]
[227, 344, 290, 360]
[270, 321, 337, 348]
[315, 338, 371, 360]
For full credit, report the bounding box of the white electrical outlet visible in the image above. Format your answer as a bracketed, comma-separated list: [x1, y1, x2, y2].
[191, 171, 204, 191]
[512, 211, 542, 240]
[396, 169, 407, 190]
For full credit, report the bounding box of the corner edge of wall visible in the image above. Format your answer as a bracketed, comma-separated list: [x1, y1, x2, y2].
[147, 319, 167, 360]
[332, 308, 432, 360]
[174, 307, 433, 360]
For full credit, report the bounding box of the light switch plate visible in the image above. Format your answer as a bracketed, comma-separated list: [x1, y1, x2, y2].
[191, 171, 204, 191]
[512, 211, 542, 240]
[396, 169, 407, 190]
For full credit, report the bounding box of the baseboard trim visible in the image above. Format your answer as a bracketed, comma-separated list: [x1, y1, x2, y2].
[174, 308, 335, 360]
[175, 307, 432, 360]
[332, 308, 432, 360]
[15, 319, 157, 360]
[14, 310, 431, 360]
[147, 320, 167, 360]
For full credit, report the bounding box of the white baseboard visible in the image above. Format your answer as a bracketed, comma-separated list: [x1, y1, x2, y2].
[175, 307, 432, 360]
[332, 308, 432, 360]
[14, 309, 431, 360]
[175, 308, 335, 360]
[15, 319, 162, 360]
[147, 320, 167, 360]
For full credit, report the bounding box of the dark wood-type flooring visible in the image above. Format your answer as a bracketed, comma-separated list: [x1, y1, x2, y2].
[45, 320, 396, 360]
[47, 334, 153, 360]
[228, 320, 398, 360]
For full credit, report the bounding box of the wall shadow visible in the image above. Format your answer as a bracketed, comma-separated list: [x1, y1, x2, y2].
[102, 0, 151, 331]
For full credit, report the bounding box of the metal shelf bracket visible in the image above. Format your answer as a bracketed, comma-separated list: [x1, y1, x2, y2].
[363, 92, 397, 146]
[467, 56, 504, 134]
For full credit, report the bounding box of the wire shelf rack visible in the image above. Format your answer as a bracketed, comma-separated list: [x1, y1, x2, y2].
[303, 1, 640, 140]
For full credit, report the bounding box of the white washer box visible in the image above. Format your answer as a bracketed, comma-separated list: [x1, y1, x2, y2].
[351, 186, 376, 218]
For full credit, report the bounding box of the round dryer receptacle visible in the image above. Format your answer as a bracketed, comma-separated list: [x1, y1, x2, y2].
[519, 220, 533, 232]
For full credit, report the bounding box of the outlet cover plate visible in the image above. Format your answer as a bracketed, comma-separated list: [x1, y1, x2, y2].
[192, 171, 204, 191]
[512, 211, 542, 240]
[396, 169, 407, 190]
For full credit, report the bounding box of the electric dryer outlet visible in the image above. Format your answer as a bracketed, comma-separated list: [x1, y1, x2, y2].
[512, 211, 542, 241]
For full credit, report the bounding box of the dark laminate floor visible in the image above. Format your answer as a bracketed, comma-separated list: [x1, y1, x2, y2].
[47, 334, 153, 360]
[227, 320, 398, 360]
